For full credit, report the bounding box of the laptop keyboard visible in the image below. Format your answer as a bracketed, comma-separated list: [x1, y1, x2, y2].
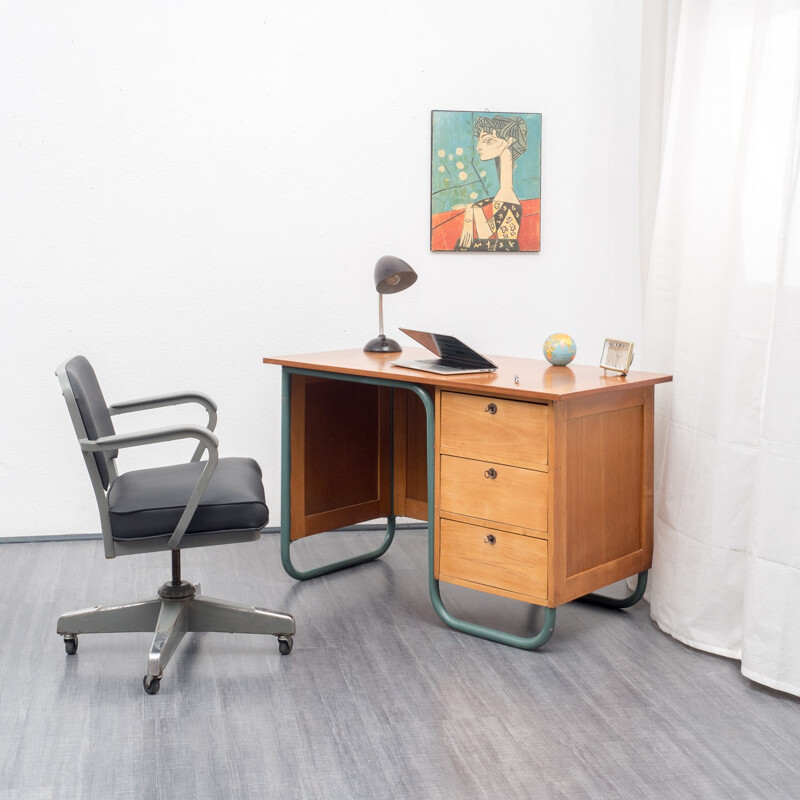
[417, 358, 462, 368]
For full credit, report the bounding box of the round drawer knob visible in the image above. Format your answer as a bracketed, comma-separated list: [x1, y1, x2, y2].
[484, 468, 497, 479]
[484, 534, 496, 545]
[485, 403, 497, 414]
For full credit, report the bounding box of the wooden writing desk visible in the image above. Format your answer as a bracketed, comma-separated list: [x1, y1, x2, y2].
[264, 348, 672, 649]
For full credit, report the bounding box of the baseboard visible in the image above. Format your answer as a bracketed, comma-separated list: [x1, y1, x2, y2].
[0, 522, 428, 545]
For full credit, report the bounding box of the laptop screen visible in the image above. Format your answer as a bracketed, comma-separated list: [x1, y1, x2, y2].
[433, 334, 491, 366]
[399, 328, 497, 368]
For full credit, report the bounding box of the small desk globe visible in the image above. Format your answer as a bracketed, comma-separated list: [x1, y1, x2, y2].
[543, 333, 577, 366]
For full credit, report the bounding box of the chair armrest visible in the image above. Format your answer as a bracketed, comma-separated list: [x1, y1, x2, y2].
[80, 424, 219, 454]
[79, 424, 220, 550]
[108, 393, 218, 462]
[109, 391, 217, 420]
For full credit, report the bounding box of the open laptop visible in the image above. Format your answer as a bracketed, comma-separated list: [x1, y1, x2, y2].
[391, 328, 497, 374]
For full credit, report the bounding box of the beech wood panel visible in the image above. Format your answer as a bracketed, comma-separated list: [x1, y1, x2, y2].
[440, 454, 548, 532]
[289, 375, 391, 540]
[549, 400, 568, 606]
[438, 509, 549, 539]
[265, 349, 672, 402]
[550, 387, 655, 605]
[392, 388, 429, 521]
[439, 391, 548, 468]
[564, 403, 644, 576]
[438, 518, 548, 602]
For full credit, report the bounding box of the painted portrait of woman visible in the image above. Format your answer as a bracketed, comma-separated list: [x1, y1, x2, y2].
[431, 111, 541, 252]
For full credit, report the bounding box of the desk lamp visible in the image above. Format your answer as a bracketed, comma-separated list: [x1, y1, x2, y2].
[363, 255, 417, 353]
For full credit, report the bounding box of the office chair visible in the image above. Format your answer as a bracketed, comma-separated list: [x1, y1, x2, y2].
[55, 356, 295, 694]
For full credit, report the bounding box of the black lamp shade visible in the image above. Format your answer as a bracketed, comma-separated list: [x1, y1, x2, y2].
[374, 255, 417, 294]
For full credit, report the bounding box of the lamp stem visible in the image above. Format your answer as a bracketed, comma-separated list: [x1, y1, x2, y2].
[378, 293, 385, 338]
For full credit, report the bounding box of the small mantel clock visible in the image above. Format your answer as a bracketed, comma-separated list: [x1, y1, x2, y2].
[600, 338, 634, 375]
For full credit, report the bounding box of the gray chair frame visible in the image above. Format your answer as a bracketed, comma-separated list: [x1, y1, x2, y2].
[55, 358, 295, 694]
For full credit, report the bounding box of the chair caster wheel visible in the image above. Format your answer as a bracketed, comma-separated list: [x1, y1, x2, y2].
[278, 635, 293, 655]
[143, 674, 161, 695]
[64, 635, 78, 655]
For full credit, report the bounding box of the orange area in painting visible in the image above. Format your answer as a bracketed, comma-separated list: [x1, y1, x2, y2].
[431, 198, 541, 252]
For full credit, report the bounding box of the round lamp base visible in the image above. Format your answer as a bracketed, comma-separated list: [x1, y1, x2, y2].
[364, 335, 402, 353]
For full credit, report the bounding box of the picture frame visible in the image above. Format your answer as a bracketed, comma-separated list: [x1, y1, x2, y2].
[430, 110, 542, 253]
[600, 339, 634, 375]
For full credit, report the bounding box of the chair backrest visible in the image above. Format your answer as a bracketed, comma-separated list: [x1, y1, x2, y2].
[58, 356, 118, 490]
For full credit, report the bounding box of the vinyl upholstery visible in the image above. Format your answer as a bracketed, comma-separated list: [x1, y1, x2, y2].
[107, 457, 268, 540]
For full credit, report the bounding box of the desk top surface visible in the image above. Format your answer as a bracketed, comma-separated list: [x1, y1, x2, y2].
[264, 349, 672, 402]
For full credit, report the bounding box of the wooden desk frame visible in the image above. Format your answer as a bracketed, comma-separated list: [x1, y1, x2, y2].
[269, 352, 671, 650]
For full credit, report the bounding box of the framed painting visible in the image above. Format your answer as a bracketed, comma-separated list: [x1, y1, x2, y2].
[431, 110, 541, 252]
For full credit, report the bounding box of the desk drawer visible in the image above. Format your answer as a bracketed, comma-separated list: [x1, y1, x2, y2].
[440, 455, 548, 532]
[439, 518, 547, 601]
[440, 392, 548, 467]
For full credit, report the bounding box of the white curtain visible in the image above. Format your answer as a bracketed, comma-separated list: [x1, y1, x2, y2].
[641, 0, 800, 697]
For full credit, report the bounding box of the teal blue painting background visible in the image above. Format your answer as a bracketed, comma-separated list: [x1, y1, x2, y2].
[431, 111, 541, 215]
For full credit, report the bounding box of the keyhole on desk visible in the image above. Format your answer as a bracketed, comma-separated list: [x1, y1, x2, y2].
[484, 468, 497, 479]
[485, 403, 497, 414]
[484, 534, 496, 545]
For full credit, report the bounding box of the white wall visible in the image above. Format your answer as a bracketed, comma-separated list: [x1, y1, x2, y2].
[1, 1, 644, 537]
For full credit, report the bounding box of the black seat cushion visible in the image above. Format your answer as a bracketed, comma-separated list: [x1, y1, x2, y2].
[108, 457, 268, 540]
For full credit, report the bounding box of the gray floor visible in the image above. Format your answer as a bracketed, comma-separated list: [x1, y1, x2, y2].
[1, 529, 798, 800]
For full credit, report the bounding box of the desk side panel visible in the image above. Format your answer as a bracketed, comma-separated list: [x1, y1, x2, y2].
[553, 387, 654, 603]
[290, 375, 392, 540]
[392, 387, 430, 521]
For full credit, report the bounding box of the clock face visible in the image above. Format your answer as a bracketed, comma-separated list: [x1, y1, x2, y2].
[601, 339, 633, 372]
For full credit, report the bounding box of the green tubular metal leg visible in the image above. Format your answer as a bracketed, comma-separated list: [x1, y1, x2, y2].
[279, 367, 399, 581]
[430, 585, 557, 649]
[279, 366, 557, 649]
[578, 571, 648, 609]
[281, 515, 396, 581]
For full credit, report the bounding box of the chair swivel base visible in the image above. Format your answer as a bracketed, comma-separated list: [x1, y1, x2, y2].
[57, 581, 296, 694]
